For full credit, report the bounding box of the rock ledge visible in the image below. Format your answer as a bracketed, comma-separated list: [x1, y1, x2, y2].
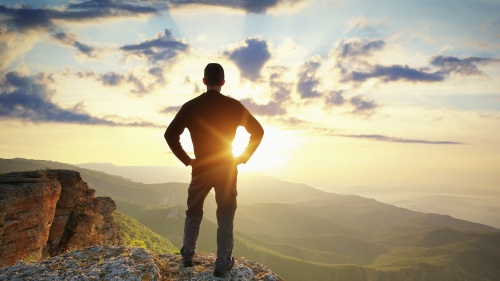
[0, 246, 284, 281]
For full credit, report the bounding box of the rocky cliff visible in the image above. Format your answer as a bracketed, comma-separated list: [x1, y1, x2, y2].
[0, 246, 284, 281]
[0, 170, 122, 267]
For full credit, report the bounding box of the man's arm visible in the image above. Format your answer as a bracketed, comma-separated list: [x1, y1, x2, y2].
[237, 108, 264, 164]
[164, 107, 192, 166]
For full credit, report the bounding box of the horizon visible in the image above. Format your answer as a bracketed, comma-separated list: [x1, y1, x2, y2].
[1, 1, 499, 228]
[5, 157, 499, 229]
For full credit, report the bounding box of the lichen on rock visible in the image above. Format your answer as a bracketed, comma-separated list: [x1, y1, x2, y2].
[0, 246, 284, 281]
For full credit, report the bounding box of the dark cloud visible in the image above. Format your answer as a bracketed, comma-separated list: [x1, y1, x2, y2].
[121, 29, 188, 63]
[79, 71, 157, 96]
[349, 95, 377, 114]
[324, 91, 378, 116]
[340, 134, 463, 145]
[74, 41, 94, 55]
[0, 1, 162, 32]
[52, 31, 96, 57]
[167, 0, 303, 14]
[339, 39, 385, 58]
[127, 74, 152, 96]
[431, 55, 499, 76]
[100, 72, 125, 86]
[0, 72, 160, 127]
[349, 64, 444, 83]
[297, 58, 322, 99]
[325, 90, 345, 106]
[0, 4, 53, 31]
[226, 38, 271, 81]
[149, 67, 165, 84]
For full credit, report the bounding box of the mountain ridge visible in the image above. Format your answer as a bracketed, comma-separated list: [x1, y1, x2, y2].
[2, 158, 500, 281]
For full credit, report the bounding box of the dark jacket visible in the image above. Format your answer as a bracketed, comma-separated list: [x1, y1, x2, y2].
[165, 90, 264, 175]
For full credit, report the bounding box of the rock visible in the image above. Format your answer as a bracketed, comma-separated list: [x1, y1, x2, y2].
[0, 171, 61, 267]
[0, 170, 122, 267]
[0, 246, 284, 281]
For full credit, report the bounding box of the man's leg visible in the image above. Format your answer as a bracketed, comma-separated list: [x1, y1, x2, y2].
[212, 164, 238, 271]
[182, 172, 212, 264]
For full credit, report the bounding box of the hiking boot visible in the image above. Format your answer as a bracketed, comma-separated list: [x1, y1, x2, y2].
[213, 257, 235, 277]
[180, 246, 195, 267]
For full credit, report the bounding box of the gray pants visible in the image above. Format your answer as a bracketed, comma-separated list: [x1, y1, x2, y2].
[181, 164, 237, 268]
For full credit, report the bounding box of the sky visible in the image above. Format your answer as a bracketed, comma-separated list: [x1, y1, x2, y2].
[1, 0, 500, 225]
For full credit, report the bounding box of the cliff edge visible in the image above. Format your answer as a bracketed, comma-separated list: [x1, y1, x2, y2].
[0, 246, 284, 281]
[0, 170, 122, 267]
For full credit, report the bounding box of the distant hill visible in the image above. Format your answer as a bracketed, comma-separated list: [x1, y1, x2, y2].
[2, 158, 500, 281]
[76, 162, 190, 184]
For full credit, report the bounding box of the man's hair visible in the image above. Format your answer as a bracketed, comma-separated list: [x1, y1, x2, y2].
[204, 63, 224, 86]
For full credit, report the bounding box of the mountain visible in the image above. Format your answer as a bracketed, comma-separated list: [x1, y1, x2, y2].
[1, 158, 500, 281]
[76, 162, 190, 184]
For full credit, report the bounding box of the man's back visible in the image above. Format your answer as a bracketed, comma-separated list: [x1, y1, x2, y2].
[165, 89, 263, 174]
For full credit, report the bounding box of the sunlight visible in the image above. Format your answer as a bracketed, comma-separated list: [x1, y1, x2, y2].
[233, 126, 302, 172]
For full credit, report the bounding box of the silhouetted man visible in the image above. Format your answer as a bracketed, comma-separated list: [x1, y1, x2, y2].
[164, 63, 264, 277]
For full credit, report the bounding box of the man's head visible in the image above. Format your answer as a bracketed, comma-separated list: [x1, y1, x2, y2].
[203, 63, 225, 87]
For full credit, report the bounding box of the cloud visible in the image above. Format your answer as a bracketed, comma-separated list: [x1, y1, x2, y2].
[431, 55, 500, 76]
[325, 91, 378, 116]
[225, 38, 271, 81]
[338, 39, 385, 58]
[0, 1, 162, 32]
[167, 0, 305, 14]
[148, 67, 165, 84]
[78, 70, 159, 96]
[159, 105, 182, 115]
[239, 98, 285, 116]
[339, 134, 463, 145]
[325, 90, 345, 106]
[0, 4, 53, 31]
[0, 72, 160, 127]
[121, 29, 188, 63]
[297, 57, 322, 99]
[269, 68, 293, 103]
[52, 31, 96, 57]
[100, 72, 125, 86]
[349, 95, 378, 114]
[349, 64, 445, 83]
[234, 68, 291, 117]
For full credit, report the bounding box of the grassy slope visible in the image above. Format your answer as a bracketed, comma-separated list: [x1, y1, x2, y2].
[114, 211, 178, 254]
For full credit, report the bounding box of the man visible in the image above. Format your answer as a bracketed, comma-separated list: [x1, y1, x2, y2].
[164, 63, 264, 277]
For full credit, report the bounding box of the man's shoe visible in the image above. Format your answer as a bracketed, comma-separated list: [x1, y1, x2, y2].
[213, 257, 234, 277]
[182, 260, 194, 267]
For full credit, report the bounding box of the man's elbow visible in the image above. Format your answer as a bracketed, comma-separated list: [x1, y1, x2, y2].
[164, 129, 169, 142]
[254, 126, 264, 141]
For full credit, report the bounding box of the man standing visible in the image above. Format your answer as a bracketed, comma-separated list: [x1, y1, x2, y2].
[164, 63, 264, 277]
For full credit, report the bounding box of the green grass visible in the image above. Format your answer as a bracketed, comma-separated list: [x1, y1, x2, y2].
[114, 211, 178, 254]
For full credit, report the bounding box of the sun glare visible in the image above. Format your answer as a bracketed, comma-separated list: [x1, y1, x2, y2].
[233, 126, 301, 172]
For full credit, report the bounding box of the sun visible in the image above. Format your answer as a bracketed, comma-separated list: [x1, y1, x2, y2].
[232, 125, 301, 171]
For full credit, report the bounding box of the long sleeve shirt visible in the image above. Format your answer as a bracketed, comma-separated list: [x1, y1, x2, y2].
[165, 90, 264, 175]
